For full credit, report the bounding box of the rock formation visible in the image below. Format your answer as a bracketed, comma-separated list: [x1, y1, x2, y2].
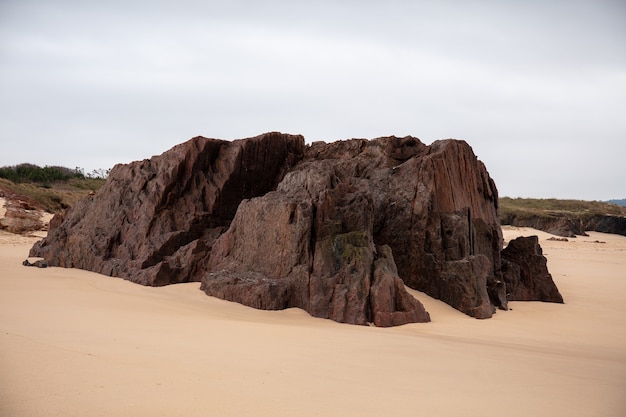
[23, 259, 48, 268]
[203, 137, 435, 325]
[30, 132, 563, 326]
[501, 211, 626, 238]
[499, 212, 586, 237]
[0, 192, 48, 234]
[582, 215, 626, 237]
[31, 132, 305, 285]
[501, 236, 563, 304]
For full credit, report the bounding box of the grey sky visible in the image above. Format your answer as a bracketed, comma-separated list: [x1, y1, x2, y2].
[1, 0, 624, 200]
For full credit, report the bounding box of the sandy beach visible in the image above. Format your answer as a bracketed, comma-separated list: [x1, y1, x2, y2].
[1, 227, 625, 417]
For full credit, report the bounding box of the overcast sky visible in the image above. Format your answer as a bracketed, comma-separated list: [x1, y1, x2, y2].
[1, 0, 624, 200]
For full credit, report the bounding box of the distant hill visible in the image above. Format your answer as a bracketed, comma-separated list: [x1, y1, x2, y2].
[607, 198, 626, 207]
[499, 197, 626, 237]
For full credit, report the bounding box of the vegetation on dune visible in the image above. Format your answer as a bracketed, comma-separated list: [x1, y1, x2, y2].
[0, 163, 84, 185]
[0, 177, 106, 213]
[0, 163, 109, 185]
[0, 164, 109, 213]
[499, 197, 626, 220]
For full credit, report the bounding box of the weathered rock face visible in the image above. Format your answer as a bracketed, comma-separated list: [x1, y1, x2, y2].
[30, 132, 306, 285]
[202, 151, 432, 325]
[500, 213, 586, 237]
[501, 236, 563, 304]
[0, 193, 47, 234]
[369, 245, 432, 327]
[501, 211, 626, 238]
[203, 137, 501, 321]
[583, 215, 626, 237]
[30, 132, 563, 326]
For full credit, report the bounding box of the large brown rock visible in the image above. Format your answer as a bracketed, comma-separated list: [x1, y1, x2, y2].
[30, 132, 306, 285]
[501, 236, 564, 303]
[30, 132, 564, 326]
[202, 169, 431, 325]
[203, 136, 501, 320]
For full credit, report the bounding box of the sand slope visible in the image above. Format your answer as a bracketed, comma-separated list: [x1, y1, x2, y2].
[1, 227, 625, 417]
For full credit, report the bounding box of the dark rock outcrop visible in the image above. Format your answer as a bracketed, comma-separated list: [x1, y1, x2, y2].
[501, 212, 626, 238]
[23, 259, 48, 268]
[202, 136, 502, 321]
[582, 215, 626, 237]
[30, 132, 563, 326]
[500, 213, 586, 237]
[30, 132, 306, 285]
[501, 236, 563, 304]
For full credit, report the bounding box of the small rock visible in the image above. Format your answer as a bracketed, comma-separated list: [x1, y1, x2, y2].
[23, 259, 48, 268]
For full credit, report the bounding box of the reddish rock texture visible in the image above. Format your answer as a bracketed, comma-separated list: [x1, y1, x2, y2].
[204, 137, 501, 321]
[501, 236, 564, 304]
[30, 132, 306, 285]
[30, 132, 563, 326]
[0, 192, 46, 234]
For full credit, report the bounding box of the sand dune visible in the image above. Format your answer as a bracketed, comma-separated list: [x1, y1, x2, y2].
[1, 227, 625, 417]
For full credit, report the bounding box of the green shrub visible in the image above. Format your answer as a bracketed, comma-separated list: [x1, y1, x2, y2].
[0, 163, 85, 184]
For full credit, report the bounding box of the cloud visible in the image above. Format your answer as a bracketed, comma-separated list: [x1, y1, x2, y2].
[1, 0, 625, 200]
